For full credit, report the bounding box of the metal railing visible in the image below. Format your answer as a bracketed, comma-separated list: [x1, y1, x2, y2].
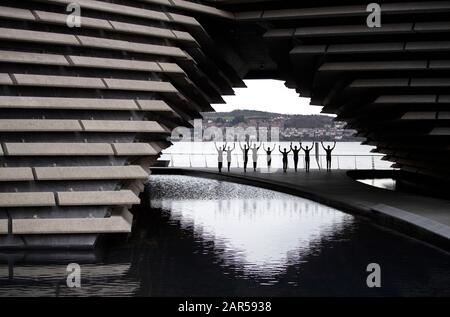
[160, 153, 391, 170]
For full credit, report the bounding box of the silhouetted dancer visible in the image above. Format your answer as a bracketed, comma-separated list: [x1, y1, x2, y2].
[263, 143, 276, 170]
[239, 142, 250, 172]
[300, 142, 314, 172]
[321, 141, 336, 171]
[279, 146, 291, 173]
[214, 142, 226, 173]
[251, 142, 262, 172]
[290, 142, 302, 172]
[225, 143, 235, 172]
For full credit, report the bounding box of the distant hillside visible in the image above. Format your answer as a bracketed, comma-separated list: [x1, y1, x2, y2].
[200, 109, 361, 141]
[203, 109, 282, 120]
[202, 109, 336, 128]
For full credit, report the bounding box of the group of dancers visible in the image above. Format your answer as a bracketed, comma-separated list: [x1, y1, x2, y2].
[214, 141, 336, 173]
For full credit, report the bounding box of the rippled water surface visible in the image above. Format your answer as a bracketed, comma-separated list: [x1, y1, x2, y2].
[0, 175, 449, 296]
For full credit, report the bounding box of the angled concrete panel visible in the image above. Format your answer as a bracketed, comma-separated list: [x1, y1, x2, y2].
[81, 120, 166, 133]
[35, 166, 149, 181]
[0, 168, 34, 181]
[4, 143, 114, 156]
[57, 190, 140, 206]
[0, 192, 56, 208]
[0, 120, 82, 132]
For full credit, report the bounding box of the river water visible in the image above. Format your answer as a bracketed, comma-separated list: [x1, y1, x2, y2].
[161, 142, 393, 170]
[0, 175, 448, 296]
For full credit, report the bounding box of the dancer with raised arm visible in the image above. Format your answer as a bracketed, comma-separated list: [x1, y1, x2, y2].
[214, 142, 226, 173]
[290, 142, 302, 172]
[251, 142, 262, 172]
[225, 143, 235, 172]
[239, 141, 251, 173]
[300, 142, 314, 172]
[321, 141, 336, 171]
[263, 143, 276, 170]
[279, 146, 291, 173]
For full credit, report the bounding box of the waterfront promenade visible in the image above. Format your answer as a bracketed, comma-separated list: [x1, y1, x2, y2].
[152, 168, 450, 252]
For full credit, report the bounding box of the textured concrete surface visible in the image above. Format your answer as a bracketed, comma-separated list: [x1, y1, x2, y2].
[3, 143, 114, 156]
[57, 190, 140, 206]
[34, 166, 149, 181]
[0, 220, 7, 235]
[12, 210, 132, 235]
[0, 168, 34, 181]
[0, 192, 56, 207]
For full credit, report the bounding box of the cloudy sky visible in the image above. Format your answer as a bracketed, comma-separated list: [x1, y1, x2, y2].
[211, 79, 324, 115]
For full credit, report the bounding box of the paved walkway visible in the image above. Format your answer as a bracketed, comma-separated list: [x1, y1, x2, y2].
[152, 167, 450, 251]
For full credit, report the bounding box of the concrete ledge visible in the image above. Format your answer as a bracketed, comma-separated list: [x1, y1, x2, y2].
[0, 6, 35, 21]
[46, 0, 170, 23]
[0, 27, 186, 58]
[57, 190, 140, 206]
[3, 143, 114, 156]
[12, 210, 132, 234]
[68, 55, 161, 72]
[81, 120, 166, 133]
[34, 166, 149, 181]
[375, 95, 437, 104]
[77, 35, 186, 57]
[0, 50, 69, 66]
[112, 143, 158, 156]
[0, 96, 139, 110]
[0, 192, 56, 208]
[0, 119, 82, 132]
[430, 128, 450, 135]
[0, 27, 79, 45]
[103, 78, 178, 92]
[33, 10, 113, 30]
[0, 168, 34, 181]
[237, 2, 450, 21]
[350, 78, 409, 88]
[372, 204, 450, 240]
[136, 100, 174, 112]
[319, 61, 427, 72]
[170, 0, 234, 19]
[109, 20, 176, 38]
[0, 119, 167, 133]
[294, 23, 413, 38]
[0, 49, 185, 74]
[0, 220, 7, 234]
[13, 74, 106, 89]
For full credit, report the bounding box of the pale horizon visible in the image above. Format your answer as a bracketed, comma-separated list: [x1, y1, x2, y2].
[212, 79, 331, 116]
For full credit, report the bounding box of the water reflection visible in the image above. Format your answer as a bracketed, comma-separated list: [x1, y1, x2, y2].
[357, 178, 396, 191]
[0, 175, 448, 297]
[151, 176, 353, 282]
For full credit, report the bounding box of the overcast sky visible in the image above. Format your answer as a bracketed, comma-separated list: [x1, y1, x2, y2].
[211, 79, 325, 115]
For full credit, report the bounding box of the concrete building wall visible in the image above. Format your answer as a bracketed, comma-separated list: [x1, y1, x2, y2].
[0, 0, 242, 248]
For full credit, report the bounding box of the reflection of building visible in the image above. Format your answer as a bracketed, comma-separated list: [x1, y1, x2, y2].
[0, 251, 138, 297]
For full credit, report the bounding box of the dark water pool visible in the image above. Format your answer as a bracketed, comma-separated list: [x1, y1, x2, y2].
[0, 175, 449, 296]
